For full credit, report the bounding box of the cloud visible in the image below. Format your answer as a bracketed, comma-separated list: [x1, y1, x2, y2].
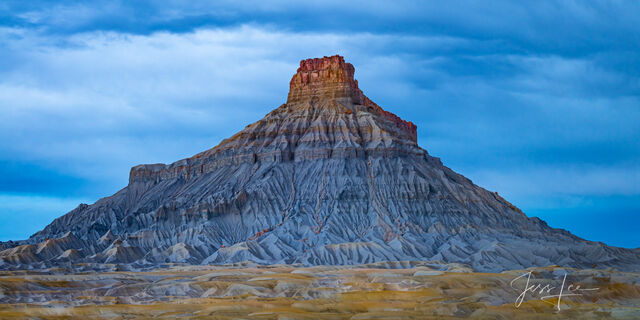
[0, 193, 89, 241]
[5, 1, 639, 55]
[467, 165, 640, 198]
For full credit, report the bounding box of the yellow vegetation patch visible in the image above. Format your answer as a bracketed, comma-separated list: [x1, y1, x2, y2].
[0, 265, 638, 319]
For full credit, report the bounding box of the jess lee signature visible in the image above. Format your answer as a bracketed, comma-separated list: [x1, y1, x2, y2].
[510, 271, 599, 311]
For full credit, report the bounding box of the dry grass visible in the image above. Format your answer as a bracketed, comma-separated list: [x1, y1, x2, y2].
[0, 264, 638, 319]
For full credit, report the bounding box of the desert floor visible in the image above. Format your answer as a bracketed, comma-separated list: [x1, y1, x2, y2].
[0, 262, 638, 319]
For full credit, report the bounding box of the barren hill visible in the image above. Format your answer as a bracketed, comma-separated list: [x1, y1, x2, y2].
[1, 55, 638, 272]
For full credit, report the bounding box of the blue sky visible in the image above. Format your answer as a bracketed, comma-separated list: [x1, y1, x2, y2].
[0, 1, 638, 248]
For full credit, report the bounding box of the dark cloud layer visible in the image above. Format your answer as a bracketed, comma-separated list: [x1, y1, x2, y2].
[0, 1, 638, 247]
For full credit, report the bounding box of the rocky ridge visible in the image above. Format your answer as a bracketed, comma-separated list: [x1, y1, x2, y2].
[1, 55, 638, 272]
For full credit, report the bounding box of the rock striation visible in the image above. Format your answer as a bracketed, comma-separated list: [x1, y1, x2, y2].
[1, 55, 638, 272]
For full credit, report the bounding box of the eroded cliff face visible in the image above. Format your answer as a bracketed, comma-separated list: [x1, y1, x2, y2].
[128, 55, 418, 185]
[1, 55, 638, 272]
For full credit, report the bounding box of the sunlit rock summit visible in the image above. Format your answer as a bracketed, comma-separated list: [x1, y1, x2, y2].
[1, 55, 638, 272]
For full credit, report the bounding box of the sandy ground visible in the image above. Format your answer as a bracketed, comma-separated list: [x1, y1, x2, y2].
[0, 263, 638, 319]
